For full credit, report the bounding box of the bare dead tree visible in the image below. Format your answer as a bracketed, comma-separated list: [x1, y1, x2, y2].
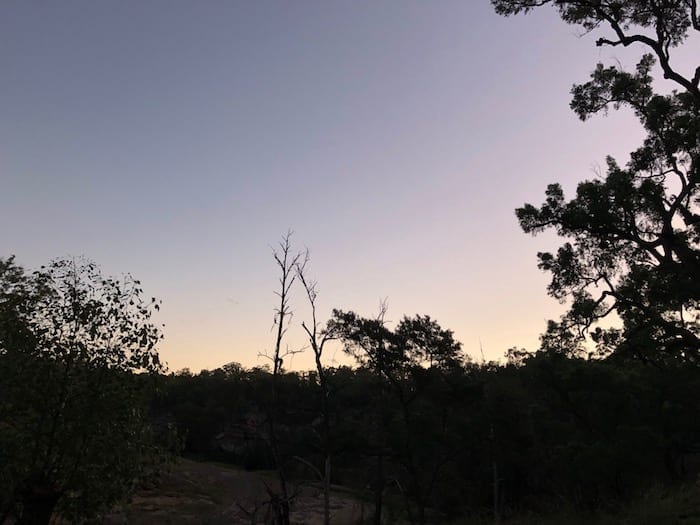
[296, 252, 337, 525]
[260, 231, 305, 376]
[371, 299, 389, 525]
[257, 231, 304, 525]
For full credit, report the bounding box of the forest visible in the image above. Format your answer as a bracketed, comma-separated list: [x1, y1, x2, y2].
[1, 0, 699, 523]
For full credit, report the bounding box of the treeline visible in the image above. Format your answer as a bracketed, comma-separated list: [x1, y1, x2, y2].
[153, 351, 700, 522]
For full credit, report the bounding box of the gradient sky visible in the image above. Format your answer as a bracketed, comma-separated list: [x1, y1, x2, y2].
[3, 0, 689, 372]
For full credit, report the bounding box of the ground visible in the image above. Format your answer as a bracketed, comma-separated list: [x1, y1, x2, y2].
[103, 458, 370, 524]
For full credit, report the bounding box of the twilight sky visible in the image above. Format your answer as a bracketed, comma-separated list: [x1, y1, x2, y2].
[2, 0, 686, 372]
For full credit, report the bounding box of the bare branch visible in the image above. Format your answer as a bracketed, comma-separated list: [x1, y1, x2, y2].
[295, 249, 333, 525]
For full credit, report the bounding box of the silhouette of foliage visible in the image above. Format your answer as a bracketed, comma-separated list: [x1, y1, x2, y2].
[0, 257, 167, 524]
[151, 351, 700, 521]
[493, 0, 700, 362]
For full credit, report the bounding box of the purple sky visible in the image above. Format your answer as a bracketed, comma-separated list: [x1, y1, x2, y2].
[2, 1, 682, 371]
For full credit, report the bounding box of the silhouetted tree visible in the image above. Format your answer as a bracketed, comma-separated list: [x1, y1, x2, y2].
[0, 257, 165, 524]
[151, 346, 700, 519]
[397, 314, 463, 370]
[331, 304, 393, 524]
[258, 232, 304, 525]
[296, 253, 337, 525]
[332, 308, 467, 524]
[493, 0, 700, 362]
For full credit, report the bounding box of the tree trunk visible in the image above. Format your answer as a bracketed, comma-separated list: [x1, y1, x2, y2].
[323, 454, 331, 525]
[373, 450, 384, 525]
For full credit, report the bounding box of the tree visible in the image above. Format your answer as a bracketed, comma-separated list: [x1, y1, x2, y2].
[296, 254, 337, 525]
[331, 308, 466, 524]
[0, 257, 165, 524]
[395, 314, 464, 370]
[330, 304, 393, 524]
[257, 232, 304, 525]
[492, 0, 700, 361]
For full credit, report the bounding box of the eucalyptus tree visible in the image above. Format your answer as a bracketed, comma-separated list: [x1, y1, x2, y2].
[492, 0, 700, 361]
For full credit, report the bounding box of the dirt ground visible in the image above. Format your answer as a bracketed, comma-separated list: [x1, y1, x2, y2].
[103, 458, 370, 524]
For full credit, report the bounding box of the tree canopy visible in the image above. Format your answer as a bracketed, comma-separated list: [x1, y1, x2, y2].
[493, 0, 700, 361]
[0, 257, 167, 523]
[330, 309, 464, 374]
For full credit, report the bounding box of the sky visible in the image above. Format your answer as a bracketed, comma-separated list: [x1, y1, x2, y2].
[2, 0, 692, 372]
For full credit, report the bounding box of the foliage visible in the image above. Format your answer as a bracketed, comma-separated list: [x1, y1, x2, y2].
[329, 308, 466, 523]
[152, 352, 700, 522]
[330, 309, 464, 374]
[150, 303, 700, 522]
[492, 0, 700, 361]
[0, 256, 167, 523]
